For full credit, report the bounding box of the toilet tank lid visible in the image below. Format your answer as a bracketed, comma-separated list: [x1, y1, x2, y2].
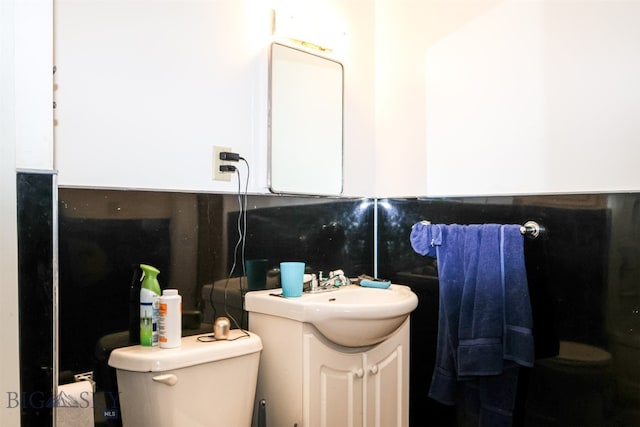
[107, 330, 262, 372]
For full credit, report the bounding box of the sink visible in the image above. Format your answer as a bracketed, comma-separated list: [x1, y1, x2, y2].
[245, 284, 418, 347]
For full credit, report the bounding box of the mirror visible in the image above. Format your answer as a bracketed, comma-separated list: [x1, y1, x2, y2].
[269, 42, 344, 196]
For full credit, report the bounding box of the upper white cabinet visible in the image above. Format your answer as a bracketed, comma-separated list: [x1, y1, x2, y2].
[54, 0, 640, 197]
[54, 0, 271, 193]
[53, 0, 377, 197]
[375, 0, 640, 197]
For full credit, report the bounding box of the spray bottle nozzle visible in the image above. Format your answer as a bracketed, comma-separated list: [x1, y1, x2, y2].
[140, 264, 160, 281]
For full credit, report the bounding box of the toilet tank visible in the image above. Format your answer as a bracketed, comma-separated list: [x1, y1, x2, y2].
[108, 330, 262, 427]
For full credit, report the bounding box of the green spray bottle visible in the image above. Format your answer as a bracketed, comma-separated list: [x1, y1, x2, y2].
[139, 264, 161, 346]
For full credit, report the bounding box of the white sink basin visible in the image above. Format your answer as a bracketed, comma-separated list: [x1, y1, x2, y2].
[245, 284, 418, 347]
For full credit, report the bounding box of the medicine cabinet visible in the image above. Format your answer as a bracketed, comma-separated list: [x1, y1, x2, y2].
[268, 42, 344, 196]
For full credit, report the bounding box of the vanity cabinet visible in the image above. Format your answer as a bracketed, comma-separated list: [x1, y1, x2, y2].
[249, 313, 409, 427]
[307, 327, 407, 427]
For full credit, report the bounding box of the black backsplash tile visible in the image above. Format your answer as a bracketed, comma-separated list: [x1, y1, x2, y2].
[16, 187, 639, 426]
[379, 197, 611, 349]
[17, 172, 54, 427]
[382, 194, 640, 426]
[57, 191, 374, 377]
[237, 199, 374, 275]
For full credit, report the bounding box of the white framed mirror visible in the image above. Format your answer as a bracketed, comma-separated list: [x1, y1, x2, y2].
[268, 42, 344, 196]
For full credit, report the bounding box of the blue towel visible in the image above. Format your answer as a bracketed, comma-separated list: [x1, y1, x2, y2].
[457, 362, 521, 427]
[414, 224, 464, 405]
[457, 224, 504, 377]
[501, 225, 535, 367]
[410, 222, 534, 424]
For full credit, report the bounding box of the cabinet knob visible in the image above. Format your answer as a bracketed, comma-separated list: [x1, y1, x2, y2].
[368, 364, 379, 375]
[353, 368, 364, 378]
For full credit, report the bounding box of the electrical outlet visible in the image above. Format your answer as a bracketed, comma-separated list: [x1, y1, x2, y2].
[213, 146, 233, 181]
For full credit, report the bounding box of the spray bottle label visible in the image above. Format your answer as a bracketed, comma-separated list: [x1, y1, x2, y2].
[140, 289, 159, 346]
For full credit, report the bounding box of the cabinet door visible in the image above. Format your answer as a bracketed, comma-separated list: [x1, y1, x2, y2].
[363, 328, 409, 427]
[54, 0, 269, 193]
[305, 333, 363, 427]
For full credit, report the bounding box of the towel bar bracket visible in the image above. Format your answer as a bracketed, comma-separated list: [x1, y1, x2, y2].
[520, 221, 544, 239]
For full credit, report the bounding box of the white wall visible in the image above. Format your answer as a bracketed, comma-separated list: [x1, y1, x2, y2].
[424, 0, 546, 196]
[542, 1, 640, 193]
[339, 0, 376, 197]
[377, 0, 640, 197]
[1, 0, 31, 425]
[14, 0, 54, 170]
[374, 0, 429, 197]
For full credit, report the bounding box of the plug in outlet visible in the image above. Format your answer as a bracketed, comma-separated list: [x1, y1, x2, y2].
[213, 146, 233, 181]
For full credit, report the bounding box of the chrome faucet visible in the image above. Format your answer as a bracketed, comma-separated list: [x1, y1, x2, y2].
[307, 269, 349, 293]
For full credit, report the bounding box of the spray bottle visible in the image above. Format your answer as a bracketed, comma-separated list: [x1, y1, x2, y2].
[139, 264, 161, 347]
[128, 265, 142, 344]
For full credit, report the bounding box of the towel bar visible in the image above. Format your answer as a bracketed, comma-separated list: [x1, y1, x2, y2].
[414, 220, 545, 239]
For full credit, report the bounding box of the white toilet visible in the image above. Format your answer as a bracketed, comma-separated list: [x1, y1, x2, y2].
[526, 341, 613, 426]
[108, 330, 262, 427]
[611, 331, 640, 423]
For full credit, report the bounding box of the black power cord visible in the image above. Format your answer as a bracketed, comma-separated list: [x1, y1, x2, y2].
[207, 152, 251, 337]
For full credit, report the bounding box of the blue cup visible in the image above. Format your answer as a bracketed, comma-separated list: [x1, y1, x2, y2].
[280, 262, 305, 297]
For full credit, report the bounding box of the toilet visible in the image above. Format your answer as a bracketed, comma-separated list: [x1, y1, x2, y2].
[108, 330, 262, 427]
[525, 341, 613, 426]
[610, 332, 640, 424]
